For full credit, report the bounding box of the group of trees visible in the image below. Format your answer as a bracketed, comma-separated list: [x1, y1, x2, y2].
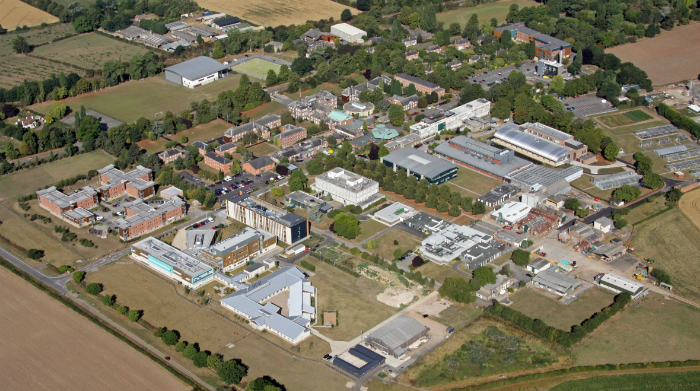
[331, 212, 360, 239]
[438, 266, 497, 303]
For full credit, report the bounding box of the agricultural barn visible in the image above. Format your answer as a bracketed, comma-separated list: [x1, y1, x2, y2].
[164, 56, 229, 88]
[365, 316, 428, 358]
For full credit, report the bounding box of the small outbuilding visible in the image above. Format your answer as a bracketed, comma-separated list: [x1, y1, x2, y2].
[526, 258, 551, 275]
[160, 186, 184, 200]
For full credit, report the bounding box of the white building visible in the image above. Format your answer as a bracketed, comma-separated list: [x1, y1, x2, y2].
[526, 258, 551, 274]
[130, 237, 214, 289]
[410, 98, 490, 140]
[419, 223, 493, 264]
[373, 203, 418, 226]
[164, 56, 230, 88]
[490, 201, 531, 225]
[593, 217, 614, 233]
[311, 167, 383, 209]
[596, 273, 645, 299]
[330, 23, 367, 43]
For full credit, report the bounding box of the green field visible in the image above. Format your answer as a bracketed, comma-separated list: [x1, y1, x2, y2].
[623, 109, 653, 122]
[231, 58, 282, 80]
[137, 119, 231, 154]
[437, 0, 539, 26]
[0, 151, 114, 199]
[551, 371, 700, 391]
[32, 33, 151, 70]
[449, 166, 503, 196]
[597, 110, 654, 128]
[30, 74, 242, 123]
[510, 288, 615, 331]
[365, 229, 422, 261]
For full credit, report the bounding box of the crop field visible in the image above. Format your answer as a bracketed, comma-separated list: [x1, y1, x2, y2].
[231, 58, 282, 80]
[573, 293, 700, 365]
[301, 256, 397, 341]
[449, 167, 504, 196]
[596, 109, 653, 128]
[402, 318, 568, 388]
[632, 206, 700, 303]
[84, 261, 349, 390]
[195, 0, 357, 27]
[32, 33, 151, 70]
[509, 288, 615, 331]
[365, 229, 422, 261]
[437, 0, 539, 26]
[0, 0, 58, 30]
[30, 74, 242, 123]
[0, 150, 114, 200]
[0, 266, 190, 391]
[551, 371, 700, 391]
[679, 188, 700, 230]
[606, 23, 700, 85]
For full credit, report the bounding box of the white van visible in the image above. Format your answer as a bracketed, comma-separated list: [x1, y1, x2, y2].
[224, 176, 232, 181]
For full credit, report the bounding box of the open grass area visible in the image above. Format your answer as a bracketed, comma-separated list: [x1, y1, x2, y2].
[350, 218, 388, 243]
[195, 0, 358, 27]
[32, 33, 151, 70]
[0, 213, 82, 265]
[231, 58, 282, 80]
[632, 207, 700, 303]
[432, 303, 482, 330]
[283, 82, 344, 99]
[30, 73, 241, 123]
[551, 371, 700, 391]
[418, 261, 467, 284]
[402, 318, 568, 388]
[0, 150, 114, 200]
[249, 142, 279, 157]
[84, 261, 349, 390]
[138, 119, 231, 155]
[0, 0, 59, 30]
[300, 256, 397, 341]
[623, 109, 653, 122]
[510, 288, 615, 331]
[241, 101, 288, 120]
[365, 229, 422, 261]
[437, 0, 539, 26]
[597, 109, 653, 128]
[570, 174, 613, 201]
[627, 194, 668, 225]
[449, 167, 504, 196]
[573, 293, 700, 365]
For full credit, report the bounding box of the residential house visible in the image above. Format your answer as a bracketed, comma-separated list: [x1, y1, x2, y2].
[242, 156, 275, 175]
[204, 153, 233, 172]
[454, 37, 471, 50]
[405, 50, 419, 61]
[393, 73, 445, 96]
[448, 60, 462, 71]
[159, 148, 184, 164]
[425, 45, 442, 54]
[277, 124, 307, 148]
[402, 36, 417, 47]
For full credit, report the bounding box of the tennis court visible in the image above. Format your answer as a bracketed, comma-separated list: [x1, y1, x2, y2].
[231, 58, 282, 80]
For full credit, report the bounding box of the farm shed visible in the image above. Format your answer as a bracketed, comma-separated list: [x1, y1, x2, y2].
[164, 56, 229, 88]
[365, 316, 428, 358]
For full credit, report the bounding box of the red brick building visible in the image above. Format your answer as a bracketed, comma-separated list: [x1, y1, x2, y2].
[159, 148, 184, 164]
[115, 197, 187, 240]
[242, 156, 275, 175]
[204, 152, 233, 173]
[277, 124, 307, 148]
[36, 186, 98, 227]
[394, 73, 445, 97]
[97, 164, 154, 201]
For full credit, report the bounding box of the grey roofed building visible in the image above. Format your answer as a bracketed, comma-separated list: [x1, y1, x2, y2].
[143, 34, 174, 47]
[225, 113, 280, 139]
[463, 241, 505, 270]
[394, 73, 440, 89]
[131, 236, 213, 282]
[434, 136, 532, 180]
[532, 268, 580, 296]
[471, 220, 500, 236]
[526, 257, 551, 274]
[171, 30, 199, 43]
[205, 152, 232, 165]
[592, 243, 627, 261]
[116, 25, 151, 40]
[506, 165, 582, 191]
[386, 133, 420, 151]
[36, 186, 97, 209]
[164, 56, 229, 84]
[186, 26, 215, 37]
[114, 197, 186, 231]
[284, 191, 331, 212]
[494, 124, 572, 164]
[381, 148, 458, 184]
[403, 211, 448, 234]
[185, 228, 216, 249]
[207, 227, 274, 258]
[165, 21, 189, 31]
[477, 184, 521, 207]
[246, 156, 274, 170]
[365, 316, 429, 358]
[161, 40, 189, 52]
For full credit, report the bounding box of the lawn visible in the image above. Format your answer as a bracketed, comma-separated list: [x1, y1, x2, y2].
[551, 371, 700, 391]
[632, 207, 700, 303]
[242, 101, 288, 120]
[418, 261, 467, 284]
[300, 256, 397, 341]
[30, 73, 242, 123]
[351, 219, 389, 243]
[437, 0, 539, 26]
[570, 174, 613, 201]
[365, 229, 422, 261]
[0, 150, 114, 200]
[249, 142, 279, 157]
[231, 58, 282, 80]
[596, 109, 653, 128]
[449, 167, 504, 196]
[84, 261, 349, 390]
[509, 288, 615, 332]
[573, 293, 700, 365]
[138, 119, 231, 155]
[626, 194, 668, 225]
[402, 318, 568, 388]
[623, 109, 653, 122]
[0, 214, 82, 266]
[32, 33, 151, 70]
[432, 303, 482, 330]
[283, 82, 344, 99]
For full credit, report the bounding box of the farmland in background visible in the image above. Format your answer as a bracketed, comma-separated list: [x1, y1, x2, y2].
[195, 0, 358, 27]
[32, 33, 151, 70]
[0, 0, 59, 30]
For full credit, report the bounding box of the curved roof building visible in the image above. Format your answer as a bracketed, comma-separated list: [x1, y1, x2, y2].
[494, 124, 571, 166]
[371, 124, 399, 140]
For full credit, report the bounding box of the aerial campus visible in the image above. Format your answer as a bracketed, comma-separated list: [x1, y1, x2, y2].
[3, 1, 700, 391]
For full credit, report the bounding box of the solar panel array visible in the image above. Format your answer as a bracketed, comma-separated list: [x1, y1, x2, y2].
[634, 124, 679, 139]
[666, 157, 700, 171]
[691, 169, 700, 178]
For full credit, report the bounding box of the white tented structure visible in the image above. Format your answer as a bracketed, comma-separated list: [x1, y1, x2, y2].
[330, 23, 367, 43]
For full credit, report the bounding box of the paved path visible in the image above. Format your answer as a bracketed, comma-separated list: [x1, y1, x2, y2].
[568, 160, 630, 174]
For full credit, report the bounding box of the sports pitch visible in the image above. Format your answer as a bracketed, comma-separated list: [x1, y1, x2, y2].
[231, 58, 282, 80]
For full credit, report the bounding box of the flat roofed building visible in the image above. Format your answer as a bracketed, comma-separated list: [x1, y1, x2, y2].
[97, 164, 154, 201]
[506, 165, 582, 192]
[131, 237, 214, 288]
[164, 56, 229, 88]
[343, 101, 375, 117]
[365, 316, 429, 358]
[477, 184, 520, 207]
[490, 201, 532, 225]
[476, 274, 516, 300]
[227, 193, 309, 244]
[220, 266, 315, 344]
[419, 223, 493, 264]
[532, 269, 580, 296]
[434, 136, 532, 180]
[386, 133, 420, 151]
[494, 124, 571, 166]
[381, 148, 458, 184]
[333, 345, 386, 377]
[410, 99, 490, 140]
[284, 191, 331, 213]
[373, 202, 419, 226]
[202, 227, 276, 271]
[311, 167, 382, 208]
[330, 23, 367, 43]
[403, 212, 449, 235]
[527, 258, 551, 274]
[36, 186, 98, 227]
[596, 273, 645, 299]
[160, 186, 183, 200]
[114, 197, 186, 240]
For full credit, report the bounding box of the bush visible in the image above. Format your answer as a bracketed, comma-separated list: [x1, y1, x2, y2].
[299, 260, 316, 272]
[72, 270, 85, 284]
[218, 359, 248, 385]
[128, 309, 141, 322]
[85, 283, 102, 295]
[101, 294, 114, 306]
[27, 248, 44, 259]
[58, 265, 74, 273]
[207, 354, 223, 370]
[117, 305, 128, 315]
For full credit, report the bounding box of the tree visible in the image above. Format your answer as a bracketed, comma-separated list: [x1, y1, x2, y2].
[193, 351, 209, 368]
[270, 187, 284, 197]
[333, 212, 361, 239]
[246, 377, 284, 391]
[651, 268, 672, 285]
[207, 354, 223, 371]
[306, 159, 324, 175]
[341, 8, 352, 22]
[378, 146, 389, 158]
[48, 101, 67, 120]
[128, 309, 141, 322]
[473, 266, 496, 286]
[576, 207, 590, 218]
[161, 330, 180, 346]
[117, 305, 128, 315]
[265, 69, 278, 87]
[102, 294, 114, 306]
[439, 277, 474, 303]
[218, 359, 248, 385]
[564, 198, 580, 211]
[72, 270, 85, 284]
[666, 188, 683, 203]
[388, 104, 404, 126]
[641, 173, 665, 189]
[491, 99, 512, 119]
[85, 283, 102, 295]
[472, 201, 486, 215]
[288, 170, 308, 191]
[612, 185, 641, 203]
[183, 343, 198, 359]
[511, 249, 530, 266]
[175, 341, 188, 353]
[603, 142, 620, 161]
[307, 204, 323, 223]
[448, 205, 461, 217]
[356, 0, 371, 11]
[12, 36, 32, 53]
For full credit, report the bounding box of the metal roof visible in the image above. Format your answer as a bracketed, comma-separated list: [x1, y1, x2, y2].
[495, 125, 571, 162]
[367, 316, 427, 352]
[132, 237, 212, 278]
[382, 148, 457, 179]
[164, 56, 229, 81]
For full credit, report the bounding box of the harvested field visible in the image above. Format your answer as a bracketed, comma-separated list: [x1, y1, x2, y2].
[0, 0, 58, 30]
[32, 33, 151, 70]
[30, 74, 241, 123]
[551, 371, 700, 391]
[231, 58, 282, 80]
[632, 206, 700, 302]
[573, 293, 700, 365]
[679, 188, 700, 230]
[606, 23, 700, 85]
[195, 0, 358, 27]
[509, 287, 615, 331]
[437, 0, 539, 25]
[0, 266, 189, 391]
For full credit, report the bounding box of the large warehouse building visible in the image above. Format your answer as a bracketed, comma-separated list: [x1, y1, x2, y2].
[595, 273, 645, 299]
[365, 316, 429, 358]
[382, 148, 458, 184]
[311, 167, 383, 208]
[494, 124, 572, 166]
[330, 23, 367, 43]
[164, 56, 230, 88]
[434, 136, 532, 180]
